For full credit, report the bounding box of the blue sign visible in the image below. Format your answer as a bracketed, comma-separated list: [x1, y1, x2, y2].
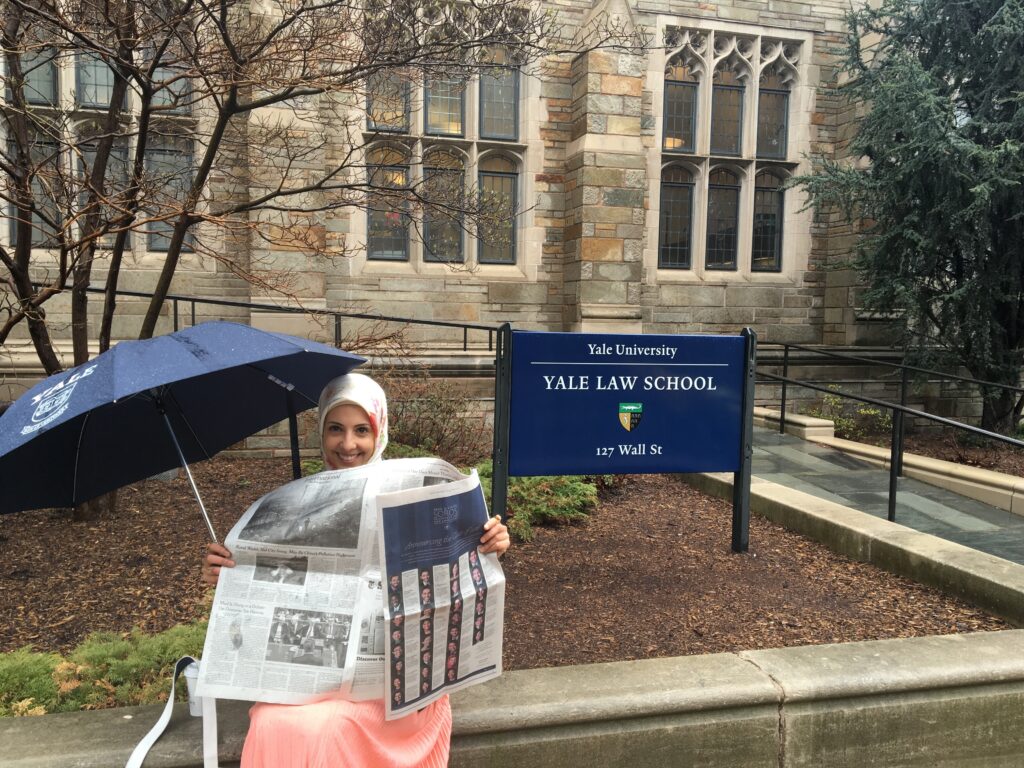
[508, 331, 746, 476]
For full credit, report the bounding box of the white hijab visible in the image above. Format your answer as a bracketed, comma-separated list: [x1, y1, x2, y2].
[317, 373, 389, 466]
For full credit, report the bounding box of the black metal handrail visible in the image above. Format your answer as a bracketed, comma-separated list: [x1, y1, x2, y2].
[771, 342, 1024, 396]
[758, 367, 1024, 523]
[762, 343, 1023, 480]
[82, 286, 500, 352]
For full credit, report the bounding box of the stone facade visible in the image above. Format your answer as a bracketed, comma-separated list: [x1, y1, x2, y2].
[3, 0, 890, 363]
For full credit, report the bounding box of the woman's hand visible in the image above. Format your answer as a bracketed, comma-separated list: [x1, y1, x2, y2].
[479, 515, 510, 557]
[202, 542, 235, 587]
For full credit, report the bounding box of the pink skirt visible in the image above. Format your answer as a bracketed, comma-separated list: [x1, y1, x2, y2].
[240, 695, 451, 768]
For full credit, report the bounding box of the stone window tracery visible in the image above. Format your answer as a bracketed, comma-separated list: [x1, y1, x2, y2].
[363, 56, 523, 267]
[658, 26, 802, 275]
[2, 47, 195, 254]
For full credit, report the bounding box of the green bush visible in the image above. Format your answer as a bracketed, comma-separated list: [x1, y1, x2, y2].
[66, 622, 207, 709]
[0, 621, 206, 717]
[0, 647, 60, 716]
[384, 442, 437, 460]
[476, 460, 598, 541]
[807, 385, 893, 441]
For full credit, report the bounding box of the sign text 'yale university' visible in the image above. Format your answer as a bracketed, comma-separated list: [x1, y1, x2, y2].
[508, 332, 747, 476]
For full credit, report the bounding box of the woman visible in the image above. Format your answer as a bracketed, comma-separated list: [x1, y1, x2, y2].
[202, 372, 510, 767]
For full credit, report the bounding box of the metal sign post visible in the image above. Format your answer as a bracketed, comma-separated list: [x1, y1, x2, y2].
[731, 328, 756, 553]
[490, 323, 513, 522]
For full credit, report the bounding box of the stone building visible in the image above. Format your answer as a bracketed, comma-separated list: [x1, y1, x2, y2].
[290, 0, 876, 349]
[1, 0, 885, 380]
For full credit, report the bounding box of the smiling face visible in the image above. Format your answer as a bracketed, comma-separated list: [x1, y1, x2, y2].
[321, 404, 376, 469]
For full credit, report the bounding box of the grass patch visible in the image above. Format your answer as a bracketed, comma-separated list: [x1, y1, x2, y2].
[0, 620, 206, 716]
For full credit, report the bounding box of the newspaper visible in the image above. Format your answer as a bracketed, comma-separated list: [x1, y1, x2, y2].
[195, 457, 504, 715]
[378, 471, 504, 718]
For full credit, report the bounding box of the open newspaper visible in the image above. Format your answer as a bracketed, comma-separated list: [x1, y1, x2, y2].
[195, 458, 504, 718]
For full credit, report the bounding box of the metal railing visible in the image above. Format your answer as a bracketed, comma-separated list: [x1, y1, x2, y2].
[759, 344, 1024, 521]
[83, 286, 500, 352]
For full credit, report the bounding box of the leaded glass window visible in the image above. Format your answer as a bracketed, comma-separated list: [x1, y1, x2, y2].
[360, 66, 524, 266]
[367, 71, 410, 133]
[152, 64, 191, 114]
[659, 29, 802, 275]
[752, 171, 784, 271]
[658, 165, 694, 269]
[77, 53, 121, 109]
[480, 49, 518, 140]
[367, 147, 409, 261]
[145, 138, 194, 251]
[663, 59, 698, 153]
[80, 137, 132, 248]
[8, 136, 61, 247]
[478, 155, 516, 264]
[757, 70, 789, 159]
[7, 47, 58, 106]
[710, 69, 744, 156]
[706, 168, 739, 270]
[425, 77, 465, 137]
[423, 150, 465, 263]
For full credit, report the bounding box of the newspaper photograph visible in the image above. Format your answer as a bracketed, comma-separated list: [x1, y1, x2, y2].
[378, 471, 505, 719]
[195, 458, 502, 711]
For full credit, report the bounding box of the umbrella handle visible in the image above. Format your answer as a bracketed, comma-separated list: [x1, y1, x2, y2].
[288, 393, 301, 481]
[159, 409, 219, 543]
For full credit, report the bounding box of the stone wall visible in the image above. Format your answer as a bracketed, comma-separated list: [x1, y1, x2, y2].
[0, 0, 902, 361]
[9, 631, 1024, 767]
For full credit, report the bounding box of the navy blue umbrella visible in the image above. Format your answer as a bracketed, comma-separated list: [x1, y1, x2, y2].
[0, 321, 364, 536]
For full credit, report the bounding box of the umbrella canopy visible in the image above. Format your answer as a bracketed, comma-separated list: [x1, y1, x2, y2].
[0, 321, 364, 517]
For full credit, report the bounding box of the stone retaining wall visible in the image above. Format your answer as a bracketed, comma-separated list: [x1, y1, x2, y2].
[5, 631, 1024, 767]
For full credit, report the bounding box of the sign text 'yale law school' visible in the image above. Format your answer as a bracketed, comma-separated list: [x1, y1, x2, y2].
[508, 332, 748, 476]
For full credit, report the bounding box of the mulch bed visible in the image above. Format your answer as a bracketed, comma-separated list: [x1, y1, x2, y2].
[502, 473, 1007, 668]
[900, 432, 1024, 476]
[0, 442, 1011, 664]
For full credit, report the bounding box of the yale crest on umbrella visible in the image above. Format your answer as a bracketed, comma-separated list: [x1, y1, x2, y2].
[618, 402, 643, 432]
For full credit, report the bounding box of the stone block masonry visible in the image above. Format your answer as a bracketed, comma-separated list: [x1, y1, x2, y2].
[565, 47, 649, 333]
[7, 631, 1024, 767]
[0, 0, 897, 373]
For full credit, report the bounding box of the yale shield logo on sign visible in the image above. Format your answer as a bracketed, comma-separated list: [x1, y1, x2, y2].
[618, 403, 643, 432]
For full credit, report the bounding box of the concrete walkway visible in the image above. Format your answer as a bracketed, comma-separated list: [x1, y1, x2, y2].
[753, 428, 1024, 565]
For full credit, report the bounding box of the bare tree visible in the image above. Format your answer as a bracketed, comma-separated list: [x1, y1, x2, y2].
[0, 0, 644, 375]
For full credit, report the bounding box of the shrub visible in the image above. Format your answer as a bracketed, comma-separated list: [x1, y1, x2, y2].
[0, 647, 60, 716]
[66, 622, 207, 709]
[381, 373, 492, 466]
[384, 443, 437, 460]
[807, 385, 893, 441]
[0, 621, 207, 717]
[476, 460, 598, 541]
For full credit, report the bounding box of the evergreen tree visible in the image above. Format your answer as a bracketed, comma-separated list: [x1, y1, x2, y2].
[797, 0, 1024, 432]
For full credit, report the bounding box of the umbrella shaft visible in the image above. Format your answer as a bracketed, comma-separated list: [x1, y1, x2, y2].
[161, 410, 219, 543]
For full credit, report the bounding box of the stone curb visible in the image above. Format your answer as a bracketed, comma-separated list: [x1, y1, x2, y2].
[753, 406, 835, 440]
[5, 631, 1024, 768]
[810, 434, 1024, 516]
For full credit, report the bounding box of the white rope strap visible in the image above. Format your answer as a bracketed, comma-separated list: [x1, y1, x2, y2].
[125, 656, 219, 768]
